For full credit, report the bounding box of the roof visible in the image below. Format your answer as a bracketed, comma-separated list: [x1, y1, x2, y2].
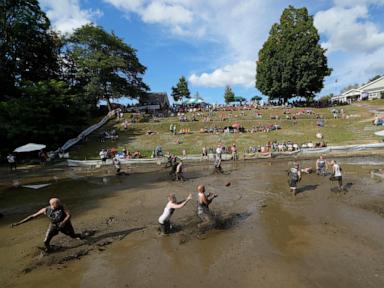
[139, 92, 170, 107]
[334, 76, 384, 99]
[360, 76, 384, 92]
[341, 88, 361, 97]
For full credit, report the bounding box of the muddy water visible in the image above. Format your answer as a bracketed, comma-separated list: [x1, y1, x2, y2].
[0, 158, 384, 288]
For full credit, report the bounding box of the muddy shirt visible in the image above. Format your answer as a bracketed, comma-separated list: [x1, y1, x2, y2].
[197, 193, 210, 215]
[46, 205, 66, 224]
[317, 159, 326, 169]
[289, 168, 299, 181]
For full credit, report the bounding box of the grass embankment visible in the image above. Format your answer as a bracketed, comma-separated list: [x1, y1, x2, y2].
[69, 100, 384, 160]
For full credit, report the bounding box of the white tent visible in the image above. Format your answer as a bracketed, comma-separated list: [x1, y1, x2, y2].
[375, 130, 384, 137]
[14, 143, 46, 153]
[22, 183, 51, 189]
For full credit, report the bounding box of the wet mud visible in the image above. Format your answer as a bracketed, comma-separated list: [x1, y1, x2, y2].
[0, 156, 384, 287]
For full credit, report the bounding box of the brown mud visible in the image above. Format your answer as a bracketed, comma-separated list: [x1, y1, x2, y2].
[0, 156, 384, 287]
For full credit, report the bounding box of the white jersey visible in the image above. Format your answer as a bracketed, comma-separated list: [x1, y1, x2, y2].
[158, 202, 175, 224]
[334, 164, 342, 177]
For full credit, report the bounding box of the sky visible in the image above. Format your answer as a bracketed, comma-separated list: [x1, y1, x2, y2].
[39, 0, 384, 104]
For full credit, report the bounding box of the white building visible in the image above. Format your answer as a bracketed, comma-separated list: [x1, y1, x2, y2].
[332, 76, 384, 103]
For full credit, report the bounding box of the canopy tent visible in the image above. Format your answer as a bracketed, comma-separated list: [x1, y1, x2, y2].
[14, 143, 46, 153]
[251, 96, 262, 101]
[375, 130, 384, 137]
[232, 96, 246, 103]
[22, 183, 51, 189]
[232, 123, 241, 129]
[182, 98, 204, 105]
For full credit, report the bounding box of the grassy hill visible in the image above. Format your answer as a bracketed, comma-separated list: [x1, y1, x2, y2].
[68, 100, 384, 160]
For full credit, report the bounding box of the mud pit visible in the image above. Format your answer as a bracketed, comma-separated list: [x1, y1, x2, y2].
[1, 157, 384, 288]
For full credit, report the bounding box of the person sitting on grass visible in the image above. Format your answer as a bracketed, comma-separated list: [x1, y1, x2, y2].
[132, 151, 141, 158]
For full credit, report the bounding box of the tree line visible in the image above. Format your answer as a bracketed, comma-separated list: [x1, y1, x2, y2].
[0, 0, 148, 153]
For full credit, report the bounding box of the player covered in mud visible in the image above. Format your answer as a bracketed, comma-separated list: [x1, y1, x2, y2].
[214, 154, 223, 173]
[316, 155, 327, 176]
[288, 163, 302, 195]
[158, 193, 192, 235]
[11, 198, 83, 252]
[169, 155, 179, 179]
[175, 160, 185, 181]
[197, 185, 218, 226]
[330, 160, 343, 191]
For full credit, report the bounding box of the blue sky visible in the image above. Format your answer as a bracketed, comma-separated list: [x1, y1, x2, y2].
[40, 0, 384, 104]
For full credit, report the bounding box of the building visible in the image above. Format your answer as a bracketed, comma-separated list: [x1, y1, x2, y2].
[332, 76, 384, 103]
[138, 92, 170, 112]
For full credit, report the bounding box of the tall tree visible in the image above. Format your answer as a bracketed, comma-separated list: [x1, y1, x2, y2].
[66, 24, 149, 111]
[0, 0, 60, 99]
[256, 6, 332, 102]
[171, 76, 190, 102]
[224, 85, 235, 104]
[0, 80, 89, 151]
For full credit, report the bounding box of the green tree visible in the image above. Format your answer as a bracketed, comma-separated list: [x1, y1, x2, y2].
[251, 96, 262, 101]
[319, 94, 333, 103]
[0, 0, 60, 99]
[0, 80, 89, 151]
[224, 85, 235, 104]
[66, 24, 149, 111]
[256, 5, 332, 103]
[171, 76, 190, 102]
[368, 74, 381, 83]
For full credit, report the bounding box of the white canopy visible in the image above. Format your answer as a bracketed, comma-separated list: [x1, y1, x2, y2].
[14, 143, 46, 153]
[375, 130, 384, 137]
[22, 183, 51, 189]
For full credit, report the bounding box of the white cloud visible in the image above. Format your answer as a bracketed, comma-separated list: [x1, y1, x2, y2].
[104, 0, 284, 87]
[189, 61, 255, 88]
[324, 46, 384, 94]
[334, 0, 384, 7]
[314, 5, 384, 53]
[104, 0, 384, 91]
[104, 0, 193, 30]
[40, 0, 102, 34]
[141, 2, 193, 25]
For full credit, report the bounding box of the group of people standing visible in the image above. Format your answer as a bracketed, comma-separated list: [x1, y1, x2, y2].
[288, 155, 343, 195]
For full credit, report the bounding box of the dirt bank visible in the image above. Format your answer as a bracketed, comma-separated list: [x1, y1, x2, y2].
[0, 158, 383, 287]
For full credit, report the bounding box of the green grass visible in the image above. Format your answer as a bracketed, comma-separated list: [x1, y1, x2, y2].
[68, 100, 384, 160]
